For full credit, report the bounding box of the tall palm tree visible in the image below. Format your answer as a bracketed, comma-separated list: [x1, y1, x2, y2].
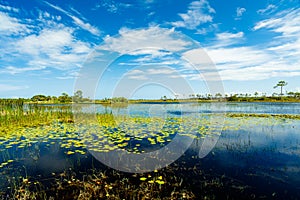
[273, 80, 288, 96]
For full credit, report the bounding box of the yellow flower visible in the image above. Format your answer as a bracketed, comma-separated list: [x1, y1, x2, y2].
[155, 180, 165, 185]
[66, 151, 74, 155]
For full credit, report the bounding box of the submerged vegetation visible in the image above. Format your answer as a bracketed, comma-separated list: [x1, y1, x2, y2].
[0, 97, 300, 199]
[0, 110, 298, 199]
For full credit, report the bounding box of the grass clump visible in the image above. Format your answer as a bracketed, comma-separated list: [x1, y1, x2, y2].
[0, 99, 73, 135]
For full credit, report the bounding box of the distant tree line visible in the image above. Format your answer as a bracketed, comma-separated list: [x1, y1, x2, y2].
[2, 81, 299, 103]
[95, 97, 128, 104]
[160, 81, 299, 102]
[30, 90, 91, 103]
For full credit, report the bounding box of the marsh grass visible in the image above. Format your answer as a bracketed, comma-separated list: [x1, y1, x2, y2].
[9, 156, 246, 200]
[0, 101, 300, 199]
[227, 113, 300, 119]
[0, 99, 73, 135]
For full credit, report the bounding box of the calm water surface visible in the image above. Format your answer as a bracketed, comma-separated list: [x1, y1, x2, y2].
[0, 102, 300, 199]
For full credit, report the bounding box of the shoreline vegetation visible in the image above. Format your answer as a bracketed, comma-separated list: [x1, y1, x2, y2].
[0, 97, 299, 199]
[0, 87, 300, 199]
[1, 87, 300, 134]
[2, 90, 300, 105]
[1, 97, 300, 135]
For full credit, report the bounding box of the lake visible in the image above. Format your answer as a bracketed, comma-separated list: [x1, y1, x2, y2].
[0, 102, 299, 199]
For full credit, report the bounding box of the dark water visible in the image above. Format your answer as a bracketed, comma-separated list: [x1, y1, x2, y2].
[199, 120, 300, 199]
[1, 103, 300, 199]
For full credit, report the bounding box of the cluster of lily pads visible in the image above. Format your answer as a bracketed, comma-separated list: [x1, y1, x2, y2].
[1, 111, 298, 170]
[0, 102, 300, 199]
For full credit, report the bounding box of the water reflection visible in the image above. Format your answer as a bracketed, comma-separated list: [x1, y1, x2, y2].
[0, 103, 300, 199]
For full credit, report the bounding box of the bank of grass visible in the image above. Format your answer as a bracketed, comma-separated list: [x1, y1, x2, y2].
[1, 97, 300, 135]
[95, 96, 300, 105]
[226, 113, 300, 120]
[1, 99, 299, 199]
[0, 99, 73, 134]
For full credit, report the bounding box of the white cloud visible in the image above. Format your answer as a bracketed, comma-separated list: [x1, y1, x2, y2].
[207, 47, 271, 68]
[181, 41, 300, 81]
[219, 64, 300, 81]
[127, 75, 149, 80]
[116, 48, 186, 69]
[129, 49, 171, 57]
[124, 67, 178, 80]
[181, 48, 215, 71]
[201, 44, 300, 81]
[56, 71, 80, 79]
[0, 9, 93, 73]
[182, 7, 300, 82]
[100, 26, 191, 54]
[216, 32, 244, 40]
[236, 7, 246, 17]
[93, 1, 132, 13]
[71, 16, 100, 36]
[44, 1, 100, 36]
[212, 32, 244, 47]
[96, 1, 118, 13]
[16, 28, 73, 55]
[172, 0, 215, 30]
[180, 46, 279, 81]
[13, 27, 92, 71]
[126, 68, 175, 76]
[0, 12, 28, 35]
[147, 68, 175, 75]
[253, 8, 300, 36]
[257, 4, 276, 15]
[252, 8, 300, 73]
[0, 66, 46, 74]
[253, 18, 280, 31]
[194, 23, 218, 35]
[126, 69, 144, 75]
[0, 84, 28, 92]
[119, 59, 180, 66]
[0, 4, 19, 12]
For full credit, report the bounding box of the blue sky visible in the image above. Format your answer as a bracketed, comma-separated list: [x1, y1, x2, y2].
[0, 0, 299, 99]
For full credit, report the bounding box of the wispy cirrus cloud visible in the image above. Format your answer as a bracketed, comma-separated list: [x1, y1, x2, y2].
[44, 1, 100, 36]
[235, 7, 246, 20]
[253, 8, 300, 59]
[0, 4, 19, 13]
[175, 6, 300, 82]
[93, 0, 132, 13]
[182, 45, 298, 81]
[0, 66, 46, 75]
[125, 67, 178, 80]
[198, 8, 300, 81]
[171, 0, 215, 30]
[236, 7, 246, 17]
[253, 8, 300, 36]
[213, 32, 244, 47]
[257, 4, 277, 15]
[216, 32, 244, 40]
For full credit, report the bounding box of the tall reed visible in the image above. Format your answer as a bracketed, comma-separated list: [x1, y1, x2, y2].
[0, 99, 73, 134]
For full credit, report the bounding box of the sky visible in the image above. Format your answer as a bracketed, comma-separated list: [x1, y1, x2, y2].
[0, 0, 300, 99]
